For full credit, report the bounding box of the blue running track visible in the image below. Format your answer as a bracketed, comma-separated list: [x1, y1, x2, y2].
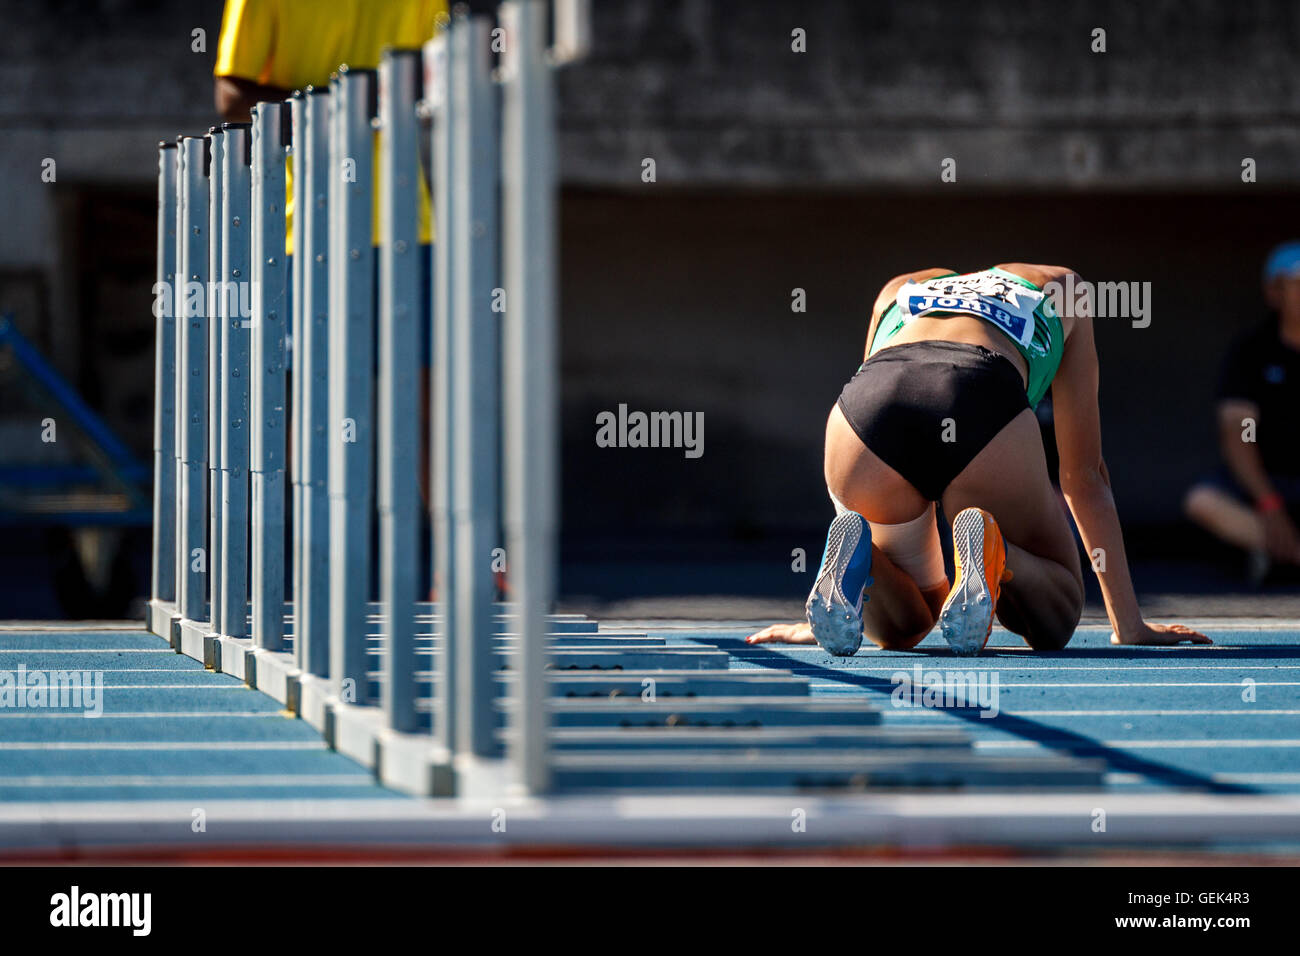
[675, 623, 1300, 795]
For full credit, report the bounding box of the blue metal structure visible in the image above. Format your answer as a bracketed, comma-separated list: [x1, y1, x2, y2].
[0, 315, 150, 527]
[148, 1, 575, 796]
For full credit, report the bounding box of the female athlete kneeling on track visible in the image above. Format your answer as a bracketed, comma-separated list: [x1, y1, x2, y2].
[748, 263, 1210, 656]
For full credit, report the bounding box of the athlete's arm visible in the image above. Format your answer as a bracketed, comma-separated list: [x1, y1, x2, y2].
[1218, 399, 1272, 499]
[1051, 295, 1210, 646]
[212, 0, 287, 122]
[215, 76, 292, 122]
[1218, 399, 1300, 561]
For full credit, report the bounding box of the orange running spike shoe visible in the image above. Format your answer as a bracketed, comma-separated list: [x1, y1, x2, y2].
[939, 507, 1012, 656]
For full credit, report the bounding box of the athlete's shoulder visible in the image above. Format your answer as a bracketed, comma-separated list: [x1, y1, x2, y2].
[992, 262, 1079, 287]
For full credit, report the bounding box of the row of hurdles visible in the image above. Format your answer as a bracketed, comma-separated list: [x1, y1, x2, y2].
[145, 1, 1104, 796]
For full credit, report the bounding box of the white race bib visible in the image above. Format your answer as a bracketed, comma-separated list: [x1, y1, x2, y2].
[895, 271, 1044, 349]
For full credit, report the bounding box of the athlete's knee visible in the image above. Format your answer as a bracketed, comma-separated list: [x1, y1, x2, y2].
[1035, 582, 1083, 649]
[1024, 620, 1075, 651]
[1003, 569, 1081, 650]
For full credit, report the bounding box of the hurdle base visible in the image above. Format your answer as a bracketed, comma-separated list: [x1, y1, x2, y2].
[328, 701, 454, 796]
[214, 636, 255, 683]
[248, 647, 300, 708]
[146, 599, 179, 641]
[297, 673, 332, 734]
[452, 754, 513, 801]
[375, 728, 455, 797]
[331, 701, 382, 769]
[176, 618, 220, 668]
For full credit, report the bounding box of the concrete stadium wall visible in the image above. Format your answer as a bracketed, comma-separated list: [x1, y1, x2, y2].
[1, 0, 1298, 575]
[561, 0, 1300, 188]
[559, 188, 1300, 554]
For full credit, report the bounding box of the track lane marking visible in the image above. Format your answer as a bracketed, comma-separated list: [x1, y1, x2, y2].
[0, 775, 378, 787]
[0, 712, 286, 719]
[977, 739, 1300, 749]
[884, 708, 1300, 716]
[0, 742, 326, 751]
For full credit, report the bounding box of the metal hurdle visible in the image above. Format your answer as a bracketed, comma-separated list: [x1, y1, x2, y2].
[206, 127, 225, 638]
[326, 65, 376, 710]
[172, 136, 209, 631]
[248, 102, 288, 653]
[295, 86, 332, 699]
[218, 123, 252, 642]
[376, 49, 422, 738]
[148, 0, 587, 796]
[499, 0, 558, 795]
[150, 142, 177, 610]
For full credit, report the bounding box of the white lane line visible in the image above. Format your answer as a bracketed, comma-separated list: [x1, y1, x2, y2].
[997, 681, 1300, 687]
[0, 649, 170, 654]
[820, 665, 1300, 671]
[51, 685, 248, 690]
[0, 625, 146, 632]
[0, 741, 325, 751]
[0, 712, 286, 719]
[0, 775, 376, 787]
[977, 739, 1300, 749]
[1105, 771, 1300, 786]
[832, 680, 1300, 687]
[920, 708, 1298, 716]
[0, 686, 248, 692]
[1103, 773, 1147, 785]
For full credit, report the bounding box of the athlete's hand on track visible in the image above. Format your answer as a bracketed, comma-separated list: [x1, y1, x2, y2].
[1111, 622, 1212, 646]
[745, 622, 818, 645]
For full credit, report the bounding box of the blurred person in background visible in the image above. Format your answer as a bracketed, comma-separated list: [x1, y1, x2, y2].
[1184, 241, 1300, 584]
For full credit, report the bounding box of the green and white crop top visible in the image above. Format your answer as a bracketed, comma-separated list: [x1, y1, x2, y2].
[867, 266, 1065, 407]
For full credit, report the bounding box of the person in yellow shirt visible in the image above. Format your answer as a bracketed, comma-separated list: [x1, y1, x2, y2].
[214, 0, 443, 249]
[215, 0, 444, 116]
[214, 0, 446, 518]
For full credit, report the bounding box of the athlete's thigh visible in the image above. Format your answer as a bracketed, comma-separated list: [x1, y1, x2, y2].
[824, 405, 929, 524]
[940, 408, 1082, 585]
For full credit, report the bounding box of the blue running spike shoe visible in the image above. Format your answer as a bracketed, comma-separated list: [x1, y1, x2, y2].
[805, 511, 874, 656]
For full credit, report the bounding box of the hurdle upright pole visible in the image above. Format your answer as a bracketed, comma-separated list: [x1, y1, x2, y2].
[553, 0, 592, 63]
[206, 128, 226, 632]
[296, 87, 333, 678]
[428, 26, 461, 754]
[218, 123, 252, 638]
[327, 66, 378, 703]
[151, 142, 178, 608]
[176, 136, 210, 624]
[500, 0, 557, 793]
[249, 101, 289, 651]
[289, 92, 306, 652]
[378, 48, 423, 732]
[451, 12, 502, 760]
